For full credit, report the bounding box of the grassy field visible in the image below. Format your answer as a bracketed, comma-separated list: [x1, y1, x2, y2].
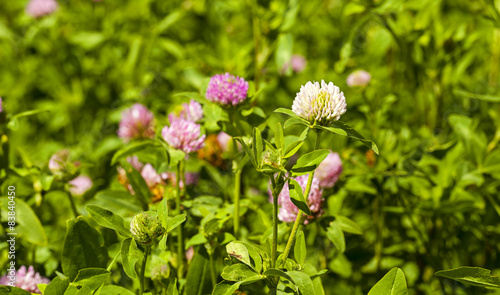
[1, 0, 500, 294]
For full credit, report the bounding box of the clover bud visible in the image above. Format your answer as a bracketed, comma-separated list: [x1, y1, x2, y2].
[261, 149, 280, 171]
[130, 211, 165, 247]
[48, 149, 81, 181]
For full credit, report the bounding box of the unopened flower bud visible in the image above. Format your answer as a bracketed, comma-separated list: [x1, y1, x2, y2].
[130, 212, 165, 246]
[261, 149, 280, 170]
[48, 149, 80, 180]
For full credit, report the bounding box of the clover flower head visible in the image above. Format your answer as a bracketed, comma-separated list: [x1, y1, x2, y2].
[282, 54, 307, 74]
[291, 55, 307, 73]
[269, 174, 323, 224]
[117, 156, 144, 194]
[118, 157, 166, 202]
[186, 246, 195, 262]
[140, 164, 164, 188]
[48, 149, 81, 181]
[48, 149, 70, 174]
[206, 73, 249, 106]
[118, 103, 155, 142]
[216, 131, 232, 153]
[26, 0, 58, 18]
[168, 100, 203, 123]
[184, 172, 199, 187]
[316, 151, 343, 188]
[346, 70, 371, 87]
[197, 134, 226, 168]
[162, 119, 205, 153]
[129, 155, 144, 171]
[0, 97, 3, 113]
[292, 80, 347, 126]
[0, 265, 50, 294]
[163, 171, 199, 189]
[130, 212, 165, 246]
[68, 175, 93, 196]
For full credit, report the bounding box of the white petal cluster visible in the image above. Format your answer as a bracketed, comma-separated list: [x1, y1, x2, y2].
[292, 80, 347, 126]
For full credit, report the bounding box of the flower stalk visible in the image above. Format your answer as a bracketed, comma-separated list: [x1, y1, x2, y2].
[233, 166, 242, 237]
[64, 184, 79, 219]
[279, 131, 322, 267]
[269, 174, 281, 269]
[209, 250, 217, 287]
[139, 246, 150, 294]
[176, 160, 186, 279]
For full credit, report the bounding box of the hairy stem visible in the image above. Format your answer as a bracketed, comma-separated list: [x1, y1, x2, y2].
[65, 185, 79, 218]
[209, 250, 217, 287]
[234, 167, 242, 237]
[176, 160, 186, 279]
[270, 175, 279, 269]
[139, 246, 150, 294]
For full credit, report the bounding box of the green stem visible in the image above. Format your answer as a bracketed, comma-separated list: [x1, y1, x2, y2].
[93, 251, 122, 295]
[65, 185, 79, 218]
[176, 160, 186, 280]
[209, 250, 217, 287]
[31, 246, 36, 267]
[490, 29, 500, 87]
[270, 174, 282, 290]
[280, 131, 321, 267]
[373, 196, 383, 272]
[270, 175, 279, 269]
[234, 167, 242, 237]
[139, 247, 150, 294]
[279, 211, 304, 268]
[107, 250, 121, 271]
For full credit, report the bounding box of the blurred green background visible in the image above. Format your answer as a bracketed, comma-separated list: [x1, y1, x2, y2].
[2, 0, 500, 294]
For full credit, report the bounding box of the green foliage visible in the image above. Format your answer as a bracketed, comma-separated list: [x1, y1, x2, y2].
[435, 267, 500, 288]
[326, 220, 345, 253]
[0, 197, 47, 245]
[0, 286, 32, 295]
[1, 0, 500, 294]
[85, 205, 131, 237]
[291, 149, 330, 176]
[120, 237, 141, 279]
[288, 178, 311, 215]
[61, 218, 108, 281]
[368, 268, 408, 295]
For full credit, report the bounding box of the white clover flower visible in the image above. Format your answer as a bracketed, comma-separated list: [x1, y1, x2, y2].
[292, 80, 347, 126]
